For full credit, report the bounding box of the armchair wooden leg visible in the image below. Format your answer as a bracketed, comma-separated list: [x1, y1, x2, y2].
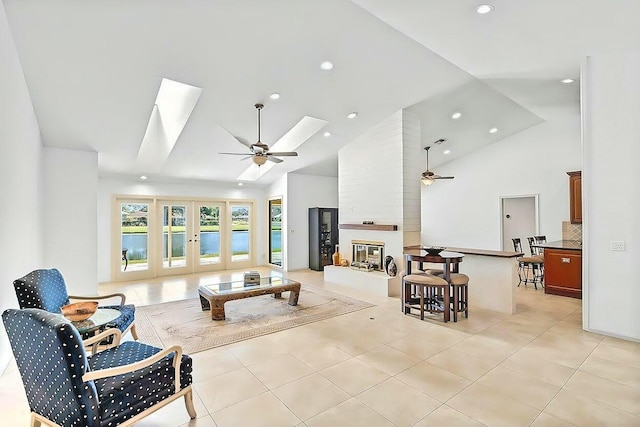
[31, 413, 58, 427]
[130, 323, 139, 340]
[184, 389, 197, 419]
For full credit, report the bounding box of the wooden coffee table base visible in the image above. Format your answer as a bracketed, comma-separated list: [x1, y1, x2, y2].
[199, 282, 301, 320]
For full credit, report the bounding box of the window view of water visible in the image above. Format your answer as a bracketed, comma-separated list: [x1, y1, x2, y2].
[122, 230, 281, 260]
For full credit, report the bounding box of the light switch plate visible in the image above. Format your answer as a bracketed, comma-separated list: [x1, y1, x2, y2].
[610, 241, 625, 251]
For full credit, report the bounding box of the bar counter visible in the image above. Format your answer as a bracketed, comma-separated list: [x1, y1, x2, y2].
[404, 245, 519, 314]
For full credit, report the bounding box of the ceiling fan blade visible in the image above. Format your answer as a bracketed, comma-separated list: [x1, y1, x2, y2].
[233, 136, 251, 148]
[266, 156, 284, 164]
[219, 152, 251, 155]
[267, 151, 298, 157]
[433, 176, 455, 180]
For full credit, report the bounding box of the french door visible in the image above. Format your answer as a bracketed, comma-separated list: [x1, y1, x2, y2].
[228, 202, 253, 270]
[115, 197, 253, 280]
[268, 198, 282, 267]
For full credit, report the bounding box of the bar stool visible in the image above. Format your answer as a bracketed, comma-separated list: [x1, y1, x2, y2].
[512, 238, 543, 289]
[431, 272, 469, 322]
[402, 272, 450, 322]
[448, 273, 469, 322]
[529, 236, 546, 284]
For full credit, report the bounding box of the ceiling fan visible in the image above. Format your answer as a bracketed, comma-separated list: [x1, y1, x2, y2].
[421, 145, 454, 185]
[219, 103, 298, 166]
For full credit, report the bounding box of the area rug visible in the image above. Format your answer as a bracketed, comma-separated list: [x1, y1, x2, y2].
[134, 286, 374, 354]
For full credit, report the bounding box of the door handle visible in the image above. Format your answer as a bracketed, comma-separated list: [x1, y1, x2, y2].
[561, 257, 571, 263]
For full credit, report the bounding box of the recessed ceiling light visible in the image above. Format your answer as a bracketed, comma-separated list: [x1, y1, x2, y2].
[320, 61, 334, 70]
[451, 112, 462, 120]
[140, 175, 148, 180]
[476, 4, 495, 14]
[347, 112, 358, 119]
[323, 131, 332, 137]
[444, 150, 451, 155]
[489, 127, 498, 134]
[237, 182, 244, 186]
[269, 93, 280, 99]
[561, 78, 575, 84]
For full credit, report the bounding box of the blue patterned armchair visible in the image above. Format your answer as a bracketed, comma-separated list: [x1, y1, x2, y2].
[13, 268, 138, 340]
[2, 308, 196, 427]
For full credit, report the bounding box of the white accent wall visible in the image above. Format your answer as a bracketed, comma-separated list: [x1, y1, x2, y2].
[0, 0, 44, 371]
[421, 109, 581, 249]
[338, 110, 421, 267]
[286, 173, 338, 270]
[97, 179, 266, 282]
[582, 51, 640, 341]
[43, 148, 99, 295]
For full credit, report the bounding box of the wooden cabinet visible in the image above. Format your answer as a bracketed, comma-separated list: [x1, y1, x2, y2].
[568, 171, 582, 224]
[544, 248, 582, 299]
[308, 207, 338, 271]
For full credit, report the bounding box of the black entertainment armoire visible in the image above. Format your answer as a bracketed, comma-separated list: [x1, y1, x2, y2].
[308, 207, 339, 271]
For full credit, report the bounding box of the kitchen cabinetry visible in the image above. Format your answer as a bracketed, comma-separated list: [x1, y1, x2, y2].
[568, 171, 582, 224]
[544, 248, 582, 299]
[308, 207, 338, 271]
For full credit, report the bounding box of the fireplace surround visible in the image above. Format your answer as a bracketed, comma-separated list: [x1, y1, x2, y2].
[351, 240, 384, 271]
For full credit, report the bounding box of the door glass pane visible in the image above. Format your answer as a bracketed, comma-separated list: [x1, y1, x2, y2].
[163, 204, 187, 268]
[269, 200, 282, 266]
[199, 205, 221, 265]
[231, 205, 250, 262]
[121, 203, 149, 272]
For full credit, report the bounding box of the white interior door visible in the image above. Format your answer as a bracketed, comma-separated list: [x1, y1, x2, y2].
[501, 195, 538, 254]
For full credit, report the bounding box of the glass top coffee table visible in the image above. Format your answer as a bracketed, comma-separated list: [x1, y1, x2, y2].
[64, 308, 122, 334]
[198, 276, 301, 320]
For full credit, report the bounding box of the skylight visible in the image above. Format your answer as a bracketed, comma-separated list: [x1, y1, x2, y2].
[135, 78, 202, 173]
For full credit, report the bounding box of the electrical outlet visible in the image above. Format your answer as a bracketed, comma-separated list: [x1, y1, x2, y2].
[610, 241, 625, 251]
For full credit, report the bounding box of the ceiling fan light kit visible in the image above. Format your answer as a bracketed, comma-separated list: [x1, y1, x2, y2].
[421, 145, 454, 185]
[219, 103, 298, 166]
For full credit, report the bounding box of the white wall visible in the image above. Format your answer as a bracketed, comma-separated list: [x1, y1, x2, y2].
[582, 51, 640, 341]
[421, 109, 581, 249]
[401, 110, 422, 245]
[43, 148, 98, 295]
[0, 0, 44, 371]
[97, 178, 266, 282]
[338, 111, 409, 266]
[286, 173, 338, 270]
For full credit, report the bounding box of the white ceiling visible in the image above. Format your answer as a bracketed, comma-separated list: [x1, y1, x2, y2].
[4, 0, 639, 186]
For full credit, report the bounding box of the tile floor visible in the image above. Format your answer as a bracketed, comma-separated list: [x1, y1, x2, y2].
[2, 267, 639, 426]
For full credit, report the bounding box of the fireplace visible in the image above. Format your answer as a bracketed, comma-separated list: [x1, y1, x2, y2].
[351, 240, 384, 271]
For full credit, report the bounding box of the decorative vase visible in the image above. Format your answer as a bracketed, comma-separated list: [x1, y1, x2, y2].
[332, 244, 342, 266]
[384, 255, 397, 277]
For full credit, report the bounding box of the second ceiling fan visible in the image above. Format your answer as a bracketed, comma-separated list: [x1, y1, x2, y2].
[421, 145, 454, 185]
[219, 103, 298, 166]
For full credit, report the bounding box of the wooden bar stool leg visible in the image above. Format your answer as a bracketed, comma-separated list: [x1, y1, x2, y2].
[419, 285, 425, 320]
[452, 284, 459, 322]
[464, 284, 469, 318]
[443, 286, 450, 322]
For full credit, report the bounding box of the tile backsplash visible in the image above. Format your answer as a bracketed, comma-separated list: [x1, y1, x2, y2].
[562, 221, 582, 241]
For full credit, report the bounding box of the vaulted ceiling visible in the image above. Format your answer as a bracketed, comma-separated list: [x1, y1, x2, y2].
[3, 0, 639, 186]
